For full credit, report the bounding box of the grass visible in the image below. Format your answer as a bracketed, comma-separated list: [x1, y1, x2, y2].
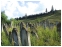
[30, 26, 61, 46]
[1, 26, 20, 46]
[1, 23, 61, 46]
[1, 31, 12, 46]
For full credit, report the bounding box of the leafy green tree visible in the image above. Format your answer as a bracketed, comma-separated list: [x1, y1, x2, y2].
[1, 11, 8, 24]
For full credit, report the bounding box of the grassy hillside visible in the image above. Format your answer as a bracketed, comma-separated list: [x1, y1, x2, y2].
[1, 10, 61, 46]
[17, 10, 61, 24]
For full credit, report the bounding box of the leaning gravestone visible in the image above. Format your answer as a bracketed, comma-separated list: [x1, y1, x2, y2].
[49, 23, 54, 29]
[44, 20, 47, 29]
[20, 22, 29, 46]
[3, 24, 8, 36]
[9, 32, 12, 43]
[1, 24, 3, 32]
[26, 22, 29, 28]
[28, 23, 38, 39]
[12, 28, 19, 46]
[57, 22, 61, 38]
[57, 22, 61, 32]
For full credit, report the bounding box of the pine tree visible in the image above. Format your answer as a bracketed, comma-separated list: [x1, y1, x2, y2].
[25, 13, 27, 19]
[51, 5, 54, 12]
[46, 8, 47, 13]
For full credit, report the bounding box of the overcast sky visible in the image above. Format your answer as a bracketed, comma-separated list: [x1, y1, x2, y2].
[1, 0, 61, 19]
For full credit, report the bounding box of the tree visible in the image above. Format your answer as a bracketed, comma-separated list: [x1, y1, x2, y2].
[51, 5, 54, 12]
[1, 11, 8, 32]
[1, 11, 8, 24]
[25, 13, 27, 19]
[46, 8, 47, 13]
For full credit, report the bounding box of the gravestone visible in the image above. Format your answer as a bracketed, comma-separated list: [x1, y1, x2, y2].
[26, 22, 29, 28]
[57, 22, 61, 32]
[44, 20, 47, 29]
[11, 21, 13, 28]
[28, 23, 38, 39]
[34, 23, 37, 28]
[20, 22, 29, 46]
[17, 32, 21, 46]
[9, 32, 12, 43]
[27, 32, 31, 46]
[46, 20, 50, 28]
[42, 20, 50, 29]
[12, 28, 19, 46]
[39, 22, 41, 26]
[18, 23, 20, 26]
[1, 24, 3, 32]
[3, 24, 9, 36]
[49, 23, 54, 29]
[57, 22, 61, 37]
[55, 21, 59, 25]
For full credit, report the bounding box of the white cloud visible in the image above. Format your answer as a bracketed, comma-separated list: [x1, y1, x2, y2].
[40, 0, 61, 12]
[1, 0, 61, 19]
[1, 0, 20, 19]
[25, 2, 39, 15]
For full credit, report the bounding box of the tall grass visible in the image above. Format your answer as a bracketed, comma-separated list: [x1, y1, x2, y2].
[1, 31, 12, 46]
[1, 24, 61, 46]
[30, 26, 61, 46]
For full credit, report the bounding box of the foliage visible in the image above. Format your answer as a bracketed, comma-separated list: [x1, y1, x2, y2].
[1, 31, 12, 46]
[1, 11, 11, 25]
[1, 11, 7, 23]
[30, 26, 61, 46]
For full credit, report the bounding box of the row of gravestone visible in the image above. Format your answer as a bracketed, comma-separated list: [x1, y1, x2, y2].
[2, 22, 38, 46]
[2, 20, 61, 46]
[23, 20, 59, 29]
[10, 20, 59, 29]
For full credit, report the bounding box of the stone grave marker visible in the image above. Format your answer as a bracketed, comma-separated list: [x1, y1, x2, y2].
[12, 28, 19, 46]
[9, 32, 12, 43]
[20, 22, 29, 46]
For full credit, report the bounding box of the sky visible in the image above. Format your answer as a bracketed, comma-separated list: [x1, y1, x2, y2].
[1, 0, 61, 19]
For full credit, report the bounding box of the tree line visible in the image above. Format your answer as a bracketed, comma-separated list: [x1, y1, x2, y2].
[15, 6, 56, 20]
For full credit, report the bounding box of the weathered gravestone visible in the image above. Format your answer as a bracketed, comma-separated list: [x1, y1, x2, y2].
[57, 22, 61, 37]
[3, 24, 9, 36]
[9, 32, 12, 43]
[42, 20, 50, 29]
[12, 28, 19, 46]
[49, 23, 54, 29]
[55, 21, 59, 26]
[20, 22, 29, 46]
[1, 24, 3, 32]
[20, 22, 39, 46]
[43, 20, 47, 29]
[28, 23, 38, 39]
[57, 22, 61, 31]
[26, 22, 29, 28]
[34, 23, 37, 28]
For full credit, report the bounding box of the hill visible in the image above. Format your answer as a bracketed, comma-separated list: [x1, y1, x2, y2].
[15, 10, 61, 24]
